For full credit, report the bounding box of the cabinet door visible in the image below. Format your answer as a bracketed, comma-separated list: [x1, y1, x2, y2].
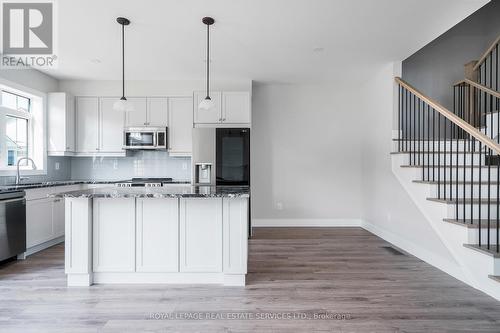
[223, 198, 248, 274]
[147, 97, 168, 127]
[136, 198, 178, 272]
[223, 92, 251, 124]
[65, 94, 76, 152]
[179, 198, 222, 272]
[99, 98, 126, 152]
[168, 97, 193, 155]
[76, 97, 99, 152]
[26, 198, 53, 248]
[125, 97, 148, 127]
[47, 93, 66, 153]
[52, 198, 65, 238]
[93, 198, 135, 272]
[193, 91, 222, 124]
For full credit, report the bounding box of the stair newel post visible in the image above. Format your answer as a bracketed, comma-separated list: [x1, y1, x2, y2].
[432, 107, 436, 182]
[398, 84, 401, 152]
[455, 121, 459, 220]
[412, 94, 416, 165]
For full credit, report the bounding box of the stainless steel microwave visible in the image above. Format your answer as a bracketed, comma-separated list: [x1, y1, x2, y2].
[124, 127, 167, 150]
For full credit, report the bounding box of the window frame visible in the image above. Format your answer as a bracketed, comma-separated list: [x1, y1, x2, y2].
[0, 78, 47, 176]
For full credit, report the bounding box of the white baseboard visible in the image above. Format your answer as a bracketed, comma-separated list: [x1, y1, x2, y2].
[25, 236, 64, 257]
[252, 218, 363, 227]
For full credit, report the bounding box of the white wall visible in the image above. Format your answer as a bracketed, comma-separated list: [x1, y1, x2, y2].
[360, 62, 461, 273]
[251, 82, 363, 226]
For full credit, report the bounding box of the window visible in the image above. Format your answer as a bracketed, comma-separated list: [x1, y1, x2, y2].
[0, 83, 44, 173]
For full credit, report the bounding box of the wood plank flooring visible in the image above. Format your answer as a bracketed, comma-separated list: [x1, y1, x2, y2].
[1, 227, 500, 332]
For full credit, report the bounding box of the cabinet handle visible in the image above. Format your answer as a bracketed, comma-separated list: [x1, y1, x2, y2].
[54, 199, 61, 202]
[222, 118, 226, 121]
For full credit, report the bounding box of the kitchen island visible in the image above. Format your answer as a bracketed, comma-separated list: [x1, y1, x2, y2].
[53, 186, 250, 287]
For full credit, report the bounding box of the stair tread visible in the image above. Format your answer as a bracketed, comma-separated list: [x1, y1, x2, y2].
[489, 275, 500, 283]
[443, 218, 500, 228]
[392, 151, 484, 154]
[428, 197, 500, 204]
[463, 244, 500, 258]
[414, 180, 494, 185]
[401, 164, 498, 169]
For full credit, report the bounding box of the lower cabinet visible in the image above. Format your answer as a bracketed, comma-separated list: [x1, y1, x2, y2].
[26, 198, 54, 248]
[136, 198, 179, 272]
[93, 198, 136, 272]
[179, 198, 223, 272]
[52, 198, 65, 238]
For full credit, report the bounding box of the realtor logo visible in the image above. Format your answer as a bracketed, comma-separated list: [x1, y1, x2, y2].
[1, 1, 57, 68]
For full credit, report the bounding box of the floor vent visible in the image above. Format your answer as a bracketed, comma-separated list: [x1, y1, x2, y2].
[382, 246, 405, 256]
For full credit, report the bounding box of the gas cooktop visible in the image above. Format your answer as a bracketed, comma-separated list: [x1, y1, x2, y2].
[115, 178, 174, 187]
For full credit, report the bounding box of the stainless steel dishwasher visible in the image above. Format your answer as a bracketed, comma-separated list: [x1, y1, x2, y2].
[0, 190, 26, 262]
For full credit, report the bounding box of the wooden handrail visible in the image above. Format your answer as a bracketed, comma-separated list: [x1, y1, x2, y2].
[395, 77, 500, 155]
[454, 79, 500, 99]
[472, 35, 500, 71]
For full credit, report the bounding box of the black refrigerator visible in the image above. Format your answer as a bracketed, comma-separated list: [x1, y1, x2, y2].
[216, 128, 250, 186]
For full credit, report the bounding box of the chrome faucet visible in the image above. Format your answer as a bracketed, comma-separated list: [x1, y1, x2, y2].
[16, 157, 37, 185]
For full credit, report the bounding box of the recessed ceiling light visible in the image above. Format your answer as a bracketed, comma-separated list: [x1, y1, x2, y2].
[313, 47, 324, 53]
[90, 58, 101, 64]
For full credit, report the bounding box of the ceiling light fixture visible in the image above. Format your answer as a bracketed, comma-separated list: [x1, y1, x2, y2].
[199, 16, 215, 111]
[113, 17, 133, 112]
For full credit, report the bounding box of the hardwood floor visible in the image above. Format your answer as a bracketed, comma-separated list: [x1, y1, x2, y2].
[1, 227, 500, 332]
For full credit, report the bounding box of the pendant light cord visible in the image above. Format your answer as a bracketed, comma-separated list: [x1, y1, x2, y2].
[206, 23, 210, 99]
[122, 23, 125, 99]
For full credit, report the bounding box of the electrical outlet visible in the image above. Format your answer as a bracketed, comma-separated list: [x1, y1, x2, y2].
[275, 202, 284, 210]
[182, 162, 188, 170]
[54, 162, 60, 170]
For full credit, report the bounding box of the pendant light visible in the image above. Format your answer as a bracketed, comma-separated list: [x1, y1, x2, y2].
[113, 17, 133, 112]
[199, 17, 215, 111]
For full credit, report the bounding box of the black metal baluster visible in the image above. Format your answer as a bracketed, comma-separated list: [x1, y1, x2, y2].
[438, 112, 441, 199]
[427, 102, 430, 181]
[433, 107, 436, 182]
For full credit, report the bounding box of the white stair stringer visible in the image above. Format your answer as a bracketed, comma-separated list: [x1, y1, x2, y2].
[391, 152, 500, 301]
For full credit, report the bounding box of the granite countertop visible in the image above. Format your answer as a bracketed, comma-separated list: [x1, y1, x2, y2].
[0, 180, 191, 191]
[0, 180, 123, 191]
[51, 185, 250, 199]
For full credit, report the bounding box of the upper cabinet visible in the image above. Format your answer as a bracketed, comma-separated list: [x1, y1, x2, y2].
[48, 92, 76, 156]
[194, 91, 251, 126]
[124, 97, 168, 127]
[168, 97, 193, 157]
[75, 97, 125, 156]
[148, 98, 168, 127]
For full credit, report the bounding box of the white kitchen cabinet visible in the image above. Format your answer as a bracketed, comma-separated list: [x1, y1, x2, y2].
[194, 91, 251, 125]
[124, 97, 167, 127]
[93, 198, 135, 272]
[124, 97, 148, 127]
[76, 97, 99, 153]
[136, 198, 178, 272]
[148, 97, 168, 127]
[223, 198, 248, 274]
[26, 198, 54, 248]
[99, 98, 126, 152]
[168, 97, 193, 156]
[52, 197, 65, 238]
[193, 91, 222, 124]
[48, 92, 75, 156]
[179, 198, 222, 272]
[25, 185, 83, 251]
[222, 92, 251, 124]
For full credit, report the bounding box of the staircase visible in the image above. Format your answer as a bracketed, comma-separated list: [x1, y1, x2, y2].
[391, 36, 500, 300]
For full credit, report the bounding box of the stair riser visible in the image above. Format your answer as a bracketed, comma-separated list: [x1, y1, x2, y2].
[448, 204, 500, 220]
[468, 230, 500, 246]
[417, 168, 500, 181]
[431, 185, 500, 199]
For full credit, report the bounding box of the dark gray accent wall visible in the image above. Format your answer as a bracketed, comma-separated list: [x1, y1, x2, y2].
[402, 0, 500, 110]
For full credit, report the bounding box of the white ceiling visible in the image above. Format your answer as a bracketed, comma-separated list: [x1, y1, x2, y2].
[42, 0, 489, 83]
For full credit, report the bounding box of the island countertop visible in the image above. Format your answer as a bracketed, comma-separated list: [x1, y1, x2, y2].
[51, 185, 250, 199]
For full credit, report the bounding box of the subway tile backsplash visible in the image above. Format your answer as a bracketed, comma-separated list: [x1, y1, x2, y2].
[0, 157, 72, 186]
[70, 151, 191, 181]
